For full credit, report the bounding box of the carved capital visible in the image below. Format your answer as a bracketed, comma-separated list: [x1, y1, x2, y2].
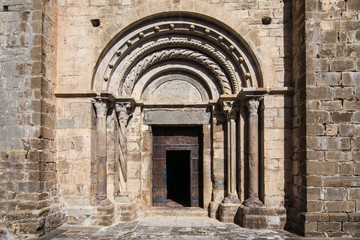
[115, 102, 133, 115]
[246, 98, 260, 115]
[92, 99, 108, 117]
[222, 101, 238, 120]
[115, 102, 134, 127]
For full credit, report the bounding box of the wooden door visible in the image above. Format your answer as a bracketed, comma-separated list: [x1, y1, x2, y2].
[152, 127, 201, 207]
[152, 132, 167, 206]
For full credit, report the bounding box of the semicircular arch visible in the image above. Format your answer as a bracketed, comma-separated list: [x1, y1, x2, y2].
[93, 11, 269, 99]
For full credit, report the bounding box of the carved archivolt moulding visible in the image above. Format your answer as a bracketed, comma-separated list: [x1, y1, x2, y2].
[92, 13, 263, 99]
[122, 48, 231, 96]
[114, 38, 238, 95]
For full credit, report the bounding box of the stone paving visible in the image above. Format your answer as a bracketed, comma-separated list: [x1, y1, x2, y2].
[34, 216, 301, 240]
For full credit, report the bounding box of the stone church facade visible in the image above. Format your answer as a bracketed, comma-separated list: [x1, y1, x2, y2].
[0, 0, 359, 238]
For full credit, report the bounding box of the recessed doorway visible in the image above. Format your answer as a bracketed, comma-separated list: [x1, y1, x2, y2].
[152, 126, 202, 208]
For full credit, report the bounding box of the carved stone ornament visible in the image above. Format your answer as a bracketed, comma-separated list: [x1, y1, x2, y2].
[222, 101, 239, 120]
[246, 98, 259, 115]
[92, 99, 108, 117]
[122, 48, 232, 96]
[115, 102, 133, 128]
[117, 38, 238, 94]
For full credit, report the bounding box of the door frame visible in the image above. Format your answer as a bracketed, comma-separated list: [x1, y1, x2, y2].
[141, 122, 212, 211]
[151, 126, 202, 207]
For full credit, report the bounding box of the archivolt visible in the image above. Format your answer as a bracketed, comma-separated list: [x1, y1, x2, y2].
[114, 38, 239, 95]
[92, 12, 264, 98]
[122, 48, 231, 96]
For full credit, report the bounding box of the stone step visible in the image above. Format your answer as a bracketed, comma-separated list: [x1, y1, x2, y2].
[146, 207, 208, 217]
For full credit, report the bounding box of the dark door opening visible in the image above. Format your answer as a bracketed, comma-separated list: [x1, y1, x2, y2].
[152, 126, 202, 208]
[166, 150, 191, 207]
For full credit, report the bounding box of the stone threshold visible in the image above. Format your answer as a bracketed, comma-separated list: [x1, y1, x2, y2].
[146, 207, 208, 217]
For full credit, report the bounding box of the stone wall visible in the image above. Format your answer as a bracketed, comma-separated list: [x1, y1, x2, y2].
[0, 0, 63, 237]
[290, 0, 360, 237]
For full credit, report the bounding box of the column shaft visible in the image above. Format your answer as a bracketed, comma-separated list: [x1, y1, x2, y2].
[230, 118, 237, 195]
[97, 113, 107, 199]
[244, 98, 263, 208]
[248, 110, 258, 198]
[93, 100, 111, 206]
[222, 101, 240, 204]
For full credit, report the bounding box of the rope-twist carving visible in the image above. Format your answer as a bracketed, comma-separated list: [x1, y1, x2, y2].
[115, 38, 240, 94]
[122, 48, 232, 95]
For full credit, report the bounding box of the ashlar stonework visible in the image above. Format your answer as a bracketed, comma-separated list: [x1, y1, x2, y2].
[0, 0, 359, 239]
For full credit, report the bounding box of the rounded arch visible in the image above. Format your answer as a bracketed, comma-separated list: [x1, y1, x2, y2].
[92, 11, 269, 98]
[133, 62, 220, 101]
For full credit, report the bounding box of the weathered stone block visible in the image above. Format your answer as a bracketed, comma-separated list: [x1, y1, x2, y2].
[320, 101, 342, 111]
[324, 188, 347, 201]
[307, 162, 337, 175]
[352, 137, 360, 150]
[349, 188, 360, 200]
[308, 124, 325, 135]
[339, 162, 353, 175]
[325, 201, 355, 212]
[302, 212, 329, 222]
[307, 176, 323, 187]
[344, 100, 360, 111]
[318, 222, 341, 232]
[306, 201, 323, 212]
[342, 72, 360, 86]
[307, 87, 333, 101]
[343, 222, 360, 234]
[331, 112, 353, 123]
[219, 203, 240, 224]
[348, 213, 360, 222]
[334, 87, 353, 99]
[329, 212, 348, 222]
[307, 111, 330, 124]
[304, 221, 317, 232]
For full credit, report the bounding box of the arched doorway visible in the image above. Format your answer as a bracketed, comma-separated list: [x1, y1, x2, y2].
[89, 12, 287, 226]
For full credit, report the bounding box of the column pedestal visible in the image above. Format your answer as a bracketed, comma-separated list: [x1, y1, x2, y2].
[219, 202, 241, 223]
[114, 193, 137, 222]
[90, 205, 115, 226]
[238, 205, 286, 229]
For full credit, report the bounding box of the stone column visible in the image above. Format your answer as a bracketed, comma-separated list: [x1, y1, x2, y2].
[222, 101, 240, 204]
[243, 98, 263, 207]
[114, 102, 133, 197]
[93, 99, 111, 206]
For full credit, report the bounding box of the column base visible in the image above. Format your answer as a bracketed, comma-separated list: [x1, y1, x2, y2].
[90, 204, 115, 226]
[209, 201, 219, 218]
[219, 202, 240, 223]
[238, 204, 286, 229]
[114, 194, 137, 222]
[92, 196, 112, 206]
[243, 196, 264, 208]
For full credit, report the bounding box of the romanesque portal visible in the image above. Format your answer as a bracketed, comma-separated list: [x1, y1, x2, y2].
[3, 1, 360, 238]
[77, 12, 289, 228]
